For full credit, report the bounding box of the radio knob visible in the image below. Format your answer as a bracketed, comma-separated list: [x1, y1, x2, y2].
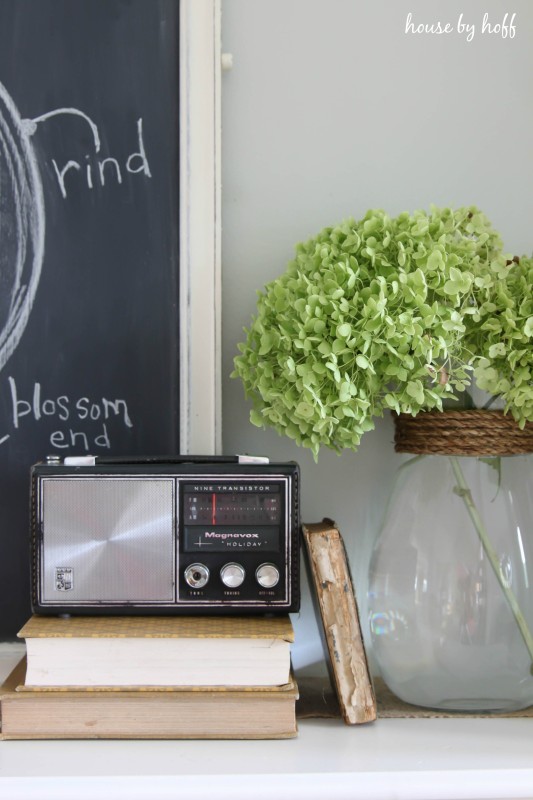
[220, 562, 245, 588]
[256, 563, 280, 588]
[184, 563, 210, 589]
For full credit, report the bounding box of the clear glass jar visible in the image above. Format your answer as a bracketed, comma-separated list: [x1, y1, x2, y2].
[368, 453, 533, 712]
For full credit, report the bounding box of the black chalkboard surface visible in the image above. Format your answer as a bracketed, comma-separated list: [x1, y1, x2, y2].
[0, 0, 181, 637]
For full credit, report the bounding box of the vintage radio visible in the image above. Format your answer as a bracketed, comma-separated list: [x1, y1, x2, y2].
[30, 455, 300, 615]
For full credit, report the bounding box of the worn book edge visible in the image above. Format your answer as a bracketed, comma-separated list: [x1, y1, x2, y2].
[302, 519, 377, 725]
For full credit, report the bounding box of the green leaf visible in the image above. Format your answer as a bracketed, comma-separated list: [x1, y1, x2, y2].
[427, 250, 444, 270]
[337, 323, 352, 338]
[488, 343, 506, 358]
[339, 382, 351, 402]
[259, 333, 273, 355]
[296, 402, 314, 419]
[406, 380, 425, 405]
[250, 409, 264, 427]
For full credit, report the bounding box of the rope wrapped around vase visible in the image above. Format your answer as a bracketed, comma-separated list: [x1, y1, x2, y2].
[394, 409, 533, 456]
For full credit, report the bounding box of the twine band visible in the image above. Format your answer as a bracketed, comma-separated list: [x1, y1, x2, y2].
[394, 410, 533, 456]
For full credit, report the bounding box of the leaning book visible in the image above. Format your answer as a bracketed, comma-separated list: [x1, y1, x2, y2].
[302, 519, 376, 724]
[0, 659, 298, 740]
[18, 614, 293, 688]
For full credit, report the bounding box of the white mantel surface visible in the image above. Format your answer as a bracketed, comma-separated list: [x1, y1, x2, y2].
[1, 644, 532, 800]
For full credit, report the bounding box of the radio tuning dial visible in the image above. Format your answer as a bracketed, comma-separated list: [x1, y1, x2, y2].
[256, 563, 280, 588]
[220, 562, 245, 588]
[184, 563, 210, 589]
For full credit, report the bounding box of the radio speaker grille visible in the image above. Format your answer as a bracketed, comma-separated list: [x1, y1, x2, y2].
[40, 478, 175, 603]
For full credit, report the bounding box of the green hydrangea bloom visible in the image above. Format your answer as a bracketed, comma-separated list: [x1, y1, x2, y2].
[232, 206, 508, 459]
[469, 255, 533, 428]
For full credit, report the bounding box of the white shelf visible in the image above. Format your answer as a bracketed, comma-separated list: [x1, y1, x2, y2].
[1, 643, 532, 800]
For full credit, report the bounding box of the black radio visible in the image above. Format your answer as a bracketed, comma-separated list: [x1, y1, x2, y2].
[30, 455, 300, 615]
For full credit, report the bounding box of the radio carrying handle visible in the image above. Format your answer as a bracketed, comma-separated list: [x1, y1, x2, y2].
[62, 454, 270, 466]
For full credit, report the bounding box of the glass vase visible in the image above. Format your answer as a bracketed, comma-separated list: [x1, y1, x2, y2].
[368, 412, 533, 712]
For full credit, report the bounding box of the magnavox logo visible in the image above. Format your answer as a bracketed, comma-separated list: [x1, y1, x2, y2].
[204, 531, 260, 540]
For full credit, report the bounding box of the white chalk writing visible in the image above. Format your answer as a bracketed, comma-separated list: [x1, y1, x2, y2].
[0, 377, 133, 451]
[0, 82, 45, 374]
[26, 109, 152, 199]
[1, 88, 152, 380]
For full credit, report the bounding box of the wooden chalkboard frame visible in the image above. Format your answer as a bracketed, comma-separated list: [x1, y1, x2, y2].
[180, 0, 222, 455]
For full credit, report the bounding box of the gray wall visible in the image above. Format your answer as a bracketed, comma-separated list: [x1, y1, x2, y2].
[221, 0, 533, 676]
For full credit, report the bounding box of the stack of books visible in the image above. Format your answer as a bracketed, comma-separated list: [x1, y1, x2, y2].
[0, 614, 298, 739]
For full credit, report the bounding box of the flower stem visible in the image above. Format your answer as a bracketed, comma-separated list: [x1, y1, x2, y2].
[450, 456, 533, 672]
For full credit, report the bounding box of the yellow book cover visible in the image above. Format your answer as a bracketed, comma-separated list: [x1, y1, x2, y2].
[18, 614, 294, 641]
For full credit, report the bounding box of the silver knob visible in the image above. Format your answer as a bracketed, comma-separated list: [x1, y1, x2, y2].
[220, 562, 245, 588]
[256, 563, 280, 588]
[184, 563, 210, 589]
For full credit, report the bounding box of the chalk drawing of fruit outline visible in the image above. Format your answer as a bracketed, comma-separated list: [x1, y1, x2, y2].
[0, 80, 45, 372]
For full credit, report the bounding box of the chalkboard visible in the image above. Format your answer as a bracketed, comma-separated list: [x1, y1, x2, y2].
[0, 0, 181, 637]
